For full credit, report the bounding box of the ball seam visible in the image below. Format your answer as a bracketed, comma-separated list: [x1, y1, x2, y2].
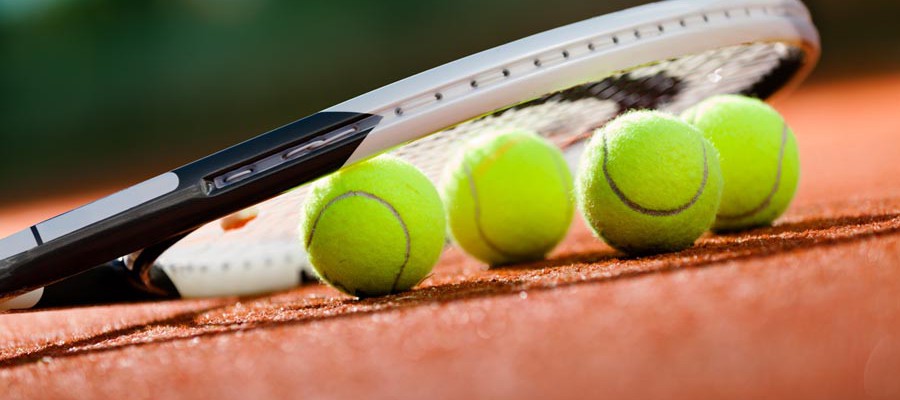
[463, 163, 520, 259]
[716, 123, 788, 221]
[306, 191, 412, 293]
[600, 131, 709, 216]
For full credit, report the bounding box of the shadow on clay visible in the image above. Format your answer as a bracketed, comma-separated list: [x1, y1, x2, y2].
[0, 212, 897, 368]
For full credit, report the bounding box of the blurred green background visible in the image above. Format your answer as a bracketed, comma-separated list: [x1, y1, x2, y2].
[0, 0, 897, 204]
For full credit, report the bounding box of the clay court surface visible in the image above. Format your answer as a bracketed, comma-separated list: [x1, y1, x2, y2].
[1, 75, 899, 399]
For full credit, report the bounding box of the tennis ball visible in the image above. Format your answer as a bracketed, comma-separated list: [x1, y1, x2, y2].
[682, 94, 800, 231]
[299, 155, 446, 298]
[441, 129, 573, 265]
[577, 110, 723, 255]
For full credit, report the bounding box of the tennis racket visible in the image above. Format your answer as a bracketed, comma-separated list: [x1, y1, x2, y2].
[0, 0, 820, 310]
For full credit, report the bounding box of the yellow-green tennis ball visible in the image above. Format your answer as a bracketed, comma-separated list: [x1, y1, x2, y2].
[441, 129, 573, 265]
[577, 110, 723, 255]
[682, 94, 800, 232]
[300, 155, 446, 298]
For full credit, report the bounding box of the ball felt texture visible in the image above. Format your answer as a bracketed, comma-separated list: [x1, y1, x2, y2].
[300, 155, 446, 298]
[682, 94, 800, 231]
[577, 110, 723, 255]
[441, 129, 573, 265]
